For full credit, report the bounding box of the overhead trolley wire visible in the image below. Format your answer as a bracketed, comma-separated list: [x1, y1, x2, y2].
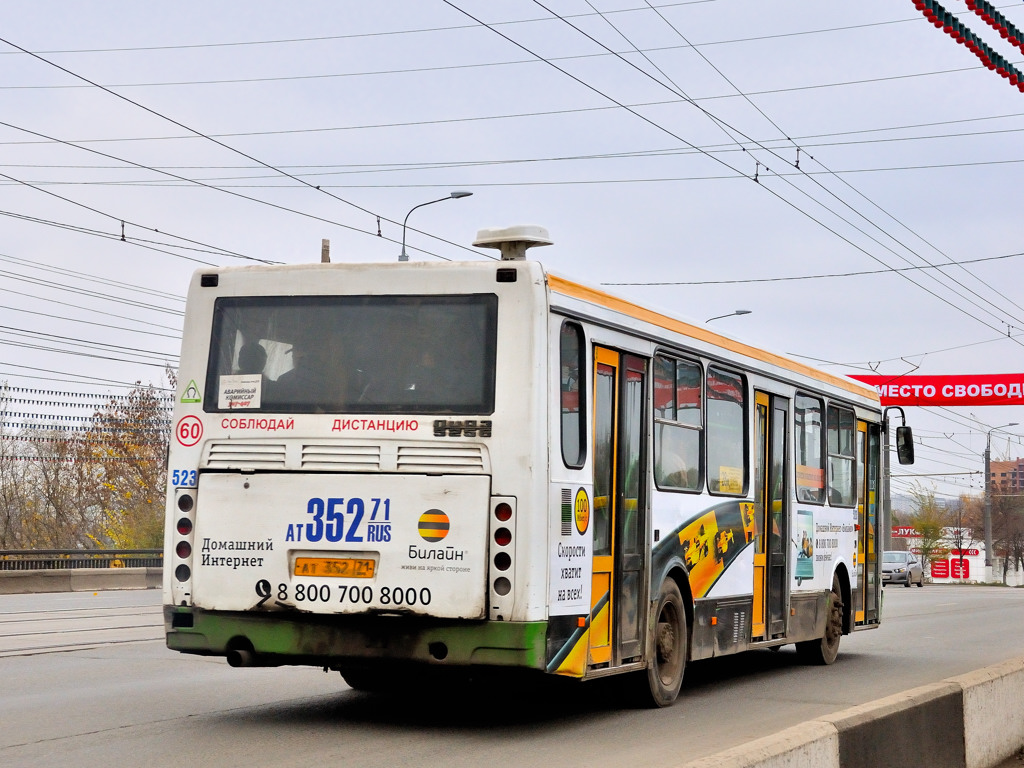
[0, 365, 174, 392]
[0, 37, 484, 264]
[532, 0, 1024, 341]
[0, 119, 470, 264]
[627, 0, 1024, 322]
[0, 253, 184, 304]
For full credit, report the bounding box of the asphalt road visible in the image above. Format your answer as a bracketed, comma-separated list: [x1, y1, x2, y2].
[2, 585, 1023, 768]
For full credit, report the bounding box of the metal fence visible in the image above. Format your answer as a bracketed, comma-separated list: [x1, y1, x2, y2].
[0, 549, 163, 570]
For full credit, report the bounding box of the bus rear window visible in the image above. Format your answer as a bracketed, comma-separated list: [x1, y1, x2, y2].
[204, 294, 498, 414]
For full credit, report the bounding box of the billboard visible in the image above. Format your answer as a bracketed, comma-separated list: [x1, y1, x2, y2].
[850, 374, 1024, 407]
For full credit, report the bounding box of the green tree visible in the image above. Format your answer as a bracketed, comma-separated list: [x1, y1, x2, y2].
[908, 484, 950, 577]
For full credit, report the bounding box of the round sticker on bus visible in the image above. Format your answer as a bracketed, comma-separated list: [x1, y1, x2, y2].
[574, 488, 590, 535]
[176, 415, 203, 447]
[418, 509, 450, 542]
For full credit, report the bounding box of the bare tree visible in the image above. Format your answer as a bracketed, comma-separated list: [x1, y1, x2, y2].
[991, 491, 1024, 584]
[84, 382, 170, 549]
[949, 496, 982, 581]
[0, 376, 171, 551]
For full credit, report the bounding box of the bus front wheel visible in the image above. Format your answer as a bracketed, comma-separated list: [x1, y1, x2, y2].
[797, 575, 843, 665]
[643, 578, 687, 707]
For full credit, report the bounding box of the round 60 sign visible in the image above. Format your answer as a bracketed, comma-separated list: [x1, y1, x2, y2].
[176, 415, 203, 447]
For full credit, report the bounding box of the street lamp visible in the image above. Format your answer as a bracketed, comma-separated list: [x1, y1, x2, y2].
[706, 310, 752, 323]
[399, 191, 473, 262]
[984, 421, 1018, 582]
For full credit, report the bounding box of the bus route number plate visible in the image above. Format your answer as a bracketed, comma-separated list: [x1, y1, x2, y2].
[294, 557, 376, 578]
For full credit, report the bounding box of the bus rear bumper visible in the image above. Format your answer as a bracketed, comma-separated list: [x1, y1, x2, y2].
[164, 606, 548, 671]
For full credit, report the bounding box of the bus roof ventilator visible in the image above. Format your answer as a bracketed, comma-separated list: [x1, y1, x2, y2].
[473, 225, 552, 260]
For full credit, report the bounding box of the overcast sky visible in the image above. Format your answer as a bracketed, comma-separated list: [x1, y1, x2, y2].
[2, 1, 1023, 501]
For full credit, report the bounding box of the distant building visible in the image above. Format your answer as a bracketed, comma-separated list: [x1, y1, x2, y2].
[890, 526, 985, 583]
[989, 457, 1024, 492]
[889, 526, 1023, 585]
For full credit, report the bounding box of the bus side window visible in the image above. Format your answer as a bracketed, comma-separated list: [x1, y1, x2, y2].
[653, 354, 702, 491]
[707, 367, 747, 495]
[559, 322, 586, 468]
[826, 404, 856, 506]
[795, 393, 825, 504]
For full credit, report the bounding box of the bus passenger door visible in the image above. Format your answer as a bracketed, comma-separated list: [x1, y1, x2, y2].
[590, 347, 647, 666]
[753, 392, 789, 640]
[854, 421, 881, 624]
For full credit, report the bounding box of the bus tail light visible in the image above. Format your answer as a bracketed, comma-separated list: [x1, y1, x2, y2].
[488, 496, 516, 620]
[172, 486, 197, 606]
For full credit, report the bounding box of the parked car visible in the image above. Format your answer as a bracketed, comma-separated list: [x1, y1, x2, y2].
[882, 550, 924, 587]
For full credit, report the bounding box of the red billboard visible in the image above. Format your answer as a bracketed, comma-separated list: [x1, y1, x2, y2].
[849, 374, 1024, 407]
[931, 560, 950, 578]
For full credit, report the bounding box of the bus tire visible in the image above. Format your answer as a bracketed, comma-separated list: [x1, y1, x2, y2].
[797, 575, 843, 665]
[643, 578, 687, 707]
[340, 668, 394, 692]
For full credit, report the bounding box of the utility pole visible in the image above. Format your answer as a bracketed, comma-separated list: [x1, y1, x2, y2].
[984, 422, 1018, 582]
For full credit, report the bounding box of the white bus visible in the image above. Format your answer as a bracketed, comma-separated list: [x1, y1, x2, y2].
[163, 225, 912, 706]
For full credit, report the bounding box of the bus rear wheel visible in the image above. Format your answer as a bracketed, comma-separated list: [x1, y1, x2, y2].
[643, 578, 687, 707]
[797, 575, 843, 665]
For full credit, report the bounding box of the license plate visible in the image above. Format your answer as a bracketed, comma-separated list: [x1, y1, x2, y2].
[294, 557, 376, 578]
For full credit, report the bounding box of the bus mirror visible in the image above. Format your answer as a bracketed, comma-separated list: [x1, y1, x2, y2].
[896, 426, 915, 465]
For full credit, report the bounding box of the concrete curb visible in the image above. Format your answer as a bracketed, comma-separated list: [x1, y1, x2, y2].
[677, 656, 1024, 768]
[677, 721, 839, 768]
[0, 567, 161, 594]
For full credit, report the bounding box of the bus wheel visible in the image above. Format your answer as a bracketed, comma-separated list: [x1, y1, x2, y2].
[797, 576, 843, 665]
[340, 668, 394, 692]
[643, 579, 687, 707]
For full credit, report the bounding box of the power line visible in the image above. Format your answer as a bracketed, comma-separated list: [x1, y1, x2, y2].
[457, 0, 1024, 344]
[8, 116, 1024, 177]
[603, 250, 1024, 285]
[0, 338, 176, 369]
[0, 118, 474, 264]
[0, 253, 184, 304]
[550, 0, 1024, 336]
[0, 326, 178, 362]
[0, 367, 174, 391]
[0, 304, 182, 341]
[0, 269, 183, 316]
[0, 3, 723, 56]
[0, 38, 483, 263]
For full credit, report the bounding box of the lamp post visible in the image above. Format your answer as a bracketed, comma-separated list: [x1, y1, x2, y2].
[706, 310, 752, 323]
[398, 191, 473, 262]
[984, 422, 1018, 582]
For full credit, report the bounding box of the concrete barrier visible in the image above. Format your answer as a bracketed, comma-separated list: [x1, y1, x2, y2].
[952, 658, 1024, 768]
[678, 721, 838, 768]
[677, 656, 1024, 768]
[0, 567, 161, 594]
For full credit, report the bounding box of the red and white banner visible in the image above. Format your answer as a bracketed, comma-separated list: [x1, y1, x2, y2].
[849, 374, 1024, 407]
